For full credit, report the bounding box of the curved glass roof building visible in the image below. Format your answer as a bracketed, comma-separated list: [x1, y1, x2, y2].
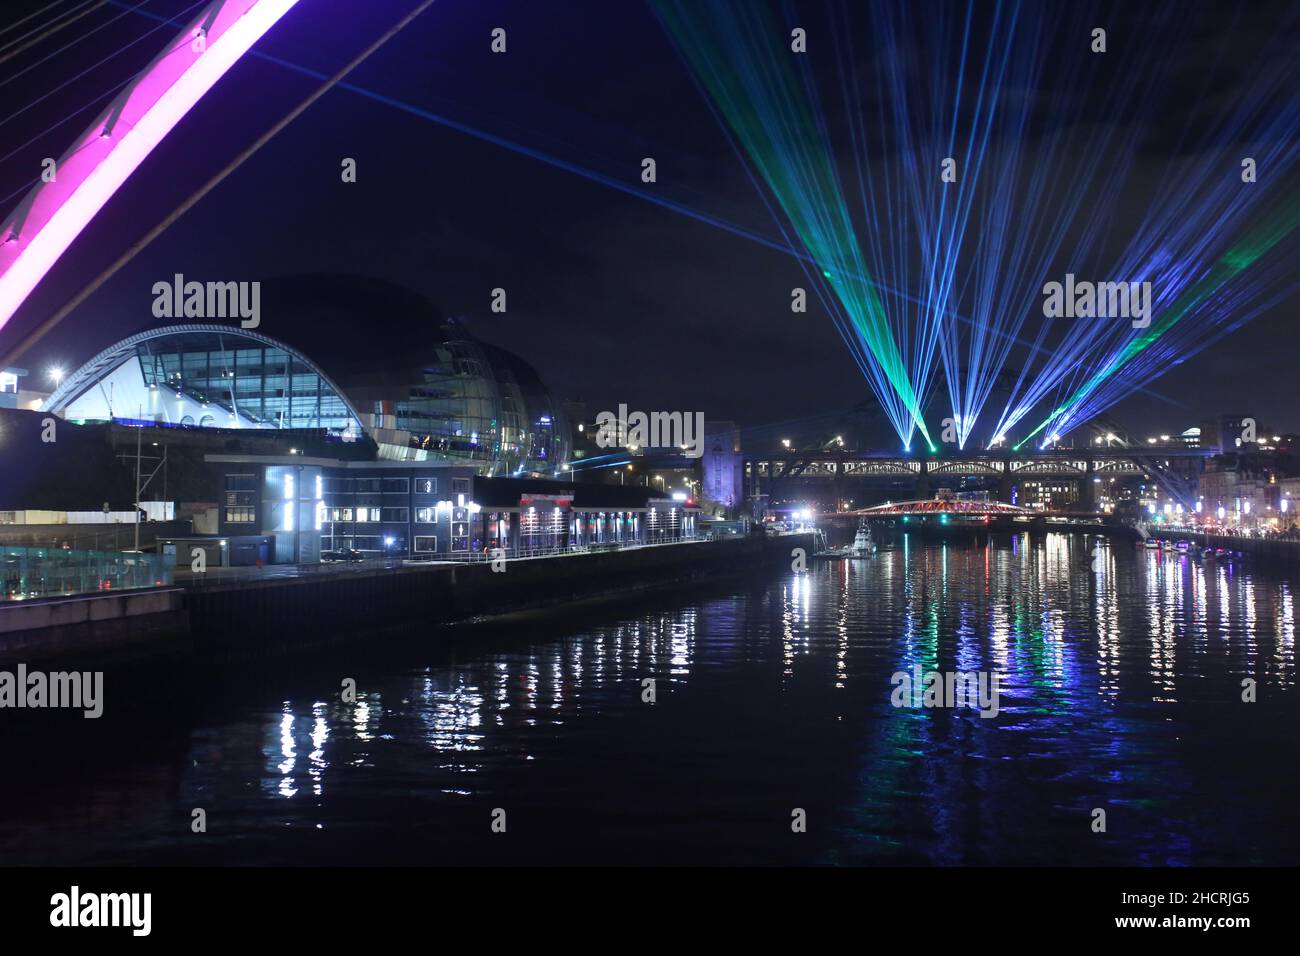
[43, 275, 570, 476]
[44, 323, 365, 434]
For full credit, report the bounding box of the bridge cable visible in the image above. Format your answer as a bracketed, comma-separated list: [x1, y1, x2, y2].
[0, 1, 108, 68]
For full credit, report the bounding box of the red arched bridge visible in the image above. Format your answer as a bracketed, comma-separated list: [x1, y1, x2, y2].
[846, 499, 1035, 518]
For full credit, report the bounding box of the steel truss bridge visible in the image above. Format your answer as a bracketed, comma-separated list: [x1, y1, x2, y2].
[744, 447, 1211, 509]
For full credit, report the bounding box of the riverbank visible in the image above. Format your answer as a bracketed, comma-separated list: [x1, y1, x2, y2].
[1173, 530, 1300, 565]
[0, 533, 816, 666]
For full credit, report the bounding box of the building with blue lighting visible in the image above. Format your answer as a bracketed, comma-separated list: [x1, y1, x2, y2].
[204, 455, 697, 563]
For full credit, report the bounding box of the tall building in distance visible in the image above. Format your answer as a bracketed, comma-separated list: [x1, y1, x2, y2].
[702, 421, 742, 510]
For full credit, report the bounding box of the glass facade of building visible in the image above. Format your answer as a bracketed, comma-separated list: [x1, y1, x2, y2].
[134, 331, 357, 431]
[47, 308, 570, 476]
[2, 546, 172, 601]
[45, 325, 364, 436]
[387, 333, 570, 476]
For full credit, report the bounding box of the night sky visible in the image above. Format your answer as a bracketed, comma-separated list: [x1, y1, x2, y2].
[1, 0, 1297, 445]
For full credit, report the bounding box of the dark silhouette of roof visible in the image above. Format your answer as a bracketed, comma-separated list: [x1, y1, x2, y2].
[473, 476, 667, 510]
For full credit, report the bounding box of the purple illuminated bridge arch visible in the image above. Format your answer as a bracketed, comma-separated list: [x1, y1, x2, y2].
[0, 0, 302, 334]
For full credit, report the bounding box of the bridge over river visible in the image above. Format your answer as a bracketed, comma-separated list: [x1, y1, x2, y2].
[743, 447, 1210, 510]
[819, 497, 1138, 538]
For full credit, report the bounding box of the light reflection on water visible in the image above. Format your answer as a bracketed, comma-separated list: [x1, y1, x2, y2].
[0, 533, 1295, 866]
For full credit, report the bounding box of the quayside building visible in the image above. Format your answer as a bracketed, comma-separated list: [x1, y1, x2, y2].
[13, 275, 697, 567]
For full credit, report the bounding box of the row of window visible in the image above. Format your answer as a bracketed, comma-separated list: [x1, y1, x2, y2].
[323, 507, 445, 523]
[224, 505, 461, 525]
[327, 507, 413, 523]
[230, 506, 688, 530]
[325, 536, 439, 552]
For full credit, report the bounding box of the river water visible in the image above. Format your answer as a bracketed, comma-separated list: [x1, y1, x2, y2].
[1, 532, 1295, 866]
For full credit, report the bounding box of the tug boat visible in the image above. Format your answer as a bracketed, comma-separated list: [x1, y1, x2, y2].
[850, 522, 877, 557]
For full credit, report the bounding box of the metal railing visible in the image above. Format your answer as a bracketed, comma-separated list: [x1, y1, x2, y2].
[178, 555, 407, 586]
[445, 534, 703, 563]
[171, 534, 709, 585]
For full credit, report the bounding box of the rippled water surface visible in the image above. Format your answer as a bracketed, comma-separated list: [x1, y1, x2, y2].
[2, 533, 1296, 865]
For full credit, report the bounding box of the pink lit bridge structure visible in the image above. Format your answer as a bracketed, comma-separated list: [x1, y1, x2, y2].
[0, 0, 302, 336]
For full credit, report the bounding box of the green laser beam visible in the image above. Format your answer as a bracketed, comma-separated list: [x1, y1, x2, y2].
[655, 0, 933, 444]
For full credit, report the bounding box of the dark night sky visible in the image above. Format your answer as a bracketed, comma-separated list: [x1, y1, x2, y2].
[1, 0, 1297, 446]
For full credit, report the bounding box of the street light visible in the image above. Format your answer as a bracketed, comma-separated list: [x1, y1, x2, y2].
[46, 366, 64, 385]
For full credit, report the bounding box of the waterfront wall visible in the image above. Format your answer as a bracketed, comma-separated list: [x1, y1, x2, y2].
[0, 588, 188, 663]
[1181, 532, 1300, 565]
[183, 533, 816, 657]
[1, 534, 814, 663]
